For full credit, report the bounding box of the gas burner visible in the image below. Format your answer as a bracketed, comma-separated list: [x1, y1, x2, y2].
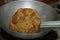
[0, 29, 58, 40]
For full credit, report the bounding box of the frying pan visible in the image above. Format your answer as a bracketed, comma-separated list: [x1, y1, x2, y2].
[0, 1, 60, 39]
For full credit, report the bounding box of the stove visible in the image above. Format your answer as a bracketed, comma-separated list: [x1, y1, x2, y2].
[0, 28, 58, 40]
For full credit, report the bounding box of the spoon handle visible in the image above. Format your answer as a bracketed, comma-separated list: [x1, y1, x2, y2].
[41, 21, 60, 28]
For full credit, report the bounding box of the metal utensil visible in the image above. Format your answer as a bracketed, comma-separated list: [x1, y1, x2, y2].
[0, 1, 59, 39]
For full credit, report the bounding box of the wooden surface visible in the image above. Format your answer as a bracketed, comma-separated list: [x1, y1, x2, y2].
[39, 0, 57, 4]
[0, 0, 4, 6]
